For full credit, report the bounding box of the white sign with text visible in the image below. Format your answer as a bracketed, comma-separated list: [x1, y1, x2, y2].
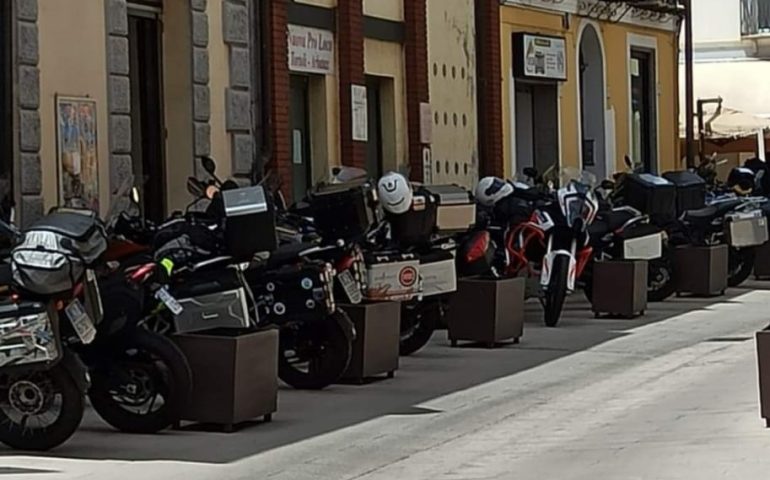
[288, 25, 335, 75]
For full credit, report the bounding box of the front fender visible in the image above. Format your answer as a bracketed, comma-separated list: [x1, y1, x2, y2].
[59, 349, 89, 393]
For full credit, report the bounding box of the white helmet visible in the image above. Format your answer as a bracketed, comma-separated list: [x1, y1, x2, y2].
[378, 172, 413, 214]
[475, 177, 513, 207]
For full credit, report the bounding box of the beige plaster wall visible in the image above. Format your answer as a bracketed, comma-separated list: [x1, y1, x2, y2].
[364, 38, 407, 173]
[38, 0, 110, 214]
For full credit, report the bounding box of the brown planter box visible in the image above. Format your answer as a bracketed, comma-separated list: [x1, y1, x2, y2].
[447, 277, 525, 348]
[674, 245, 728, 297]
[340, 302, 400, 383]
[757, 330, 770, 427]
[173, 328, 278, 432]
[755, 242, 770, 279]
[592, 260, 648, 318]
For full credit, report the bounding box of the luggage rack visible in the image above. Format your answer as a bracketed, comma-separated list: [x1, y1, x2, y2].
[578, 0, 685, 23]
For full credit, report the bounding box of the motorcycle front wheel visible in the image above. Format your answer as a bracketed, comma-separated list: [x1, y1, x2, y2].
[399, 300, 440, 356]
[728, 246, 755, 287]
[647, 255, 676, 302]
[543, 255, 570, 327]
[0, 364, 84, 451]
[89, 328, 192, 434]
[278, 311, 353, 390]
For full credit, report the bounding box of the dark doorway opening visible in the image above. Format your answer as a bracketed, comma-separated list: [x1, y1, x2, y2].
[631, 48, 657, 173]
[0, 1, 13, 218]
[128, 6, 166, 222]
[515, 81, 559, 178]
[579, 25, 606, 180]
[365, 76, 383, 178]
[289, 75, 312, 202]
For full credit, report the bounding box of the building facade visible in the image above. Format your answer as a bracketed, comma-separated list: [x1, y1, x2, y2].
[681, 0, 770, 118]
[488, 0, 682, 180]
[3, 0, 259, 225]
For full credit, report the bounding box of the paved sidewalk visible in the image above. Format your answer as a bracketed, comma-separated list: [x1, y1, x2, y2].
[4, 284, 770, 479]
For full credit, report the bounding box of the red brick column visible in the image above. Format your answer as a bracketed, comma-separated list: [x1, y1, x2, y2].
[337, 0, 366, 169]
[267, 0, 292, 200]
[475, 0, 504, 176]
[404, 0, 429, 182]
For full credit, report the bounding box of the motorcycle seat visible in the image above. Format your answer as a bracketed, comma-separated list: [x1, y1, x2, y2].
[683, 199, 742, 222]
[589, 210, 637, 237]
[268, 241, 321, 267]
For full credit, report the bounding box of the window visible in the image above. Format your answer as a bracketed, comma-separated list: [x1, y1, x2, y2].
[742, 0, 770, 36]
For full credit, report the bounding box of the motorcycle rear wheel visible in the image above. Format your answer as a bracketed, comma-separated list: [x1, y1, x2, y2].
[400, 300, 440, 356]
[278, 311, 353, 390]
[89, 329, 192, 434]
[728, 246, 755, 288]
[0, 364, 84, 451]
[543, 255, 570, 327]
[647, 256, 676, 302]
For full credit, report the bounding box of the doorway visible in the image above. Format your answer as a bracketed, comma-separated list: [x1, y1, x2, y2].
[128, 5, 165, 222]
[630, 48, 657, 172]
[290, 75, 311, 201]
[579, 25, 606, 180]
[515, 81, 559, 178]
[365, 76, 383, 178]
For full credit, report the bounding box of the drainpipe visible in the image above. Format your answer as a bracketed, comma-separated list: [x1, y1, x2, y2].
[683, 0, 696, 168]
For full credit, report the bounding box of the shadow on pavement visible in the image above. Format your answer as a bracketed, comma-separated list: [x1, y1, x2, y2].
[2, 281, 766, 463]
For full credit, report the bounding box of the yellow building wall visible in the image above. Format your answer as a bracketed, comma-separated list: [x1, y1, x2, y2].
[208, 0, 232, 180]
[364, 38, 408, 173]
[363, 0, 404, 21]
[295, 0, 337, 8]
[38, 0, 111, 214]
[500, 6, 680, 178]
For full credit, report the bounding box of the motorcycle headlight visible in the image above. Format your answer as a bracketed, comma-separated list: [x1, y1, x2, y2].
[563, 197, 593, 229]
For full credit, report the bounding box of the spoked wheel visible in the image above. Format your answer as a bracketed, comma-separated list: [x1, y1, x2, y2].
[728, 246, 755, 288]
[399, 300, 440, 356]
[0, 365, 84, 451]
[278, 312, 353, 390]
[542, 255, 570, 327]
[89, 329, 192, 433]
[647, 255, 676, 302]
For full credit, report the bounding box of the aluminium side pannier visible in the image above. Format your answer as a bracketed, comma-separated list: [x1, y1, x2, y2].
[11, 210, 107, 295]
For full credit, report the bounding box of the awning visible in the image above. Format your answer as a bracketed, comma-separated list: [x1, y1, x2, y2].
[679, 105, 770, 140]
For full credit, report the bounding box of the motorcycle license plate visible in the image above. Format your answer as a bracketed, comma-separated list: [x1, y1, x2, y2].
[338, 270, 363, 304]
[65, 299, 96, 344]
[155, 287, 184, 315]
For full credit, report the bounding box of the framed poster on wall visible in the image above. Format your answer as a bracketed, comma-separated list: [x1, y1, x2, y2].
[56, 95, 99, 211]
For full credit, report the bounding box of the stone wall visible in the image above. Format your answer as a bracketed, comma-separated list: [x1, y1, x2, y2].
[14, 0, 42, 226]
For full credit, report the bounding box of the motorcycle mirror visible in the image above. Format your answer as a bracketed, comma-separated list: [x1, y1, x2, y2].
[130, 187, 140, 205]
[201, 156, 217, 176]
[186, 177, 205, 197]
[523, 167, 539, 179]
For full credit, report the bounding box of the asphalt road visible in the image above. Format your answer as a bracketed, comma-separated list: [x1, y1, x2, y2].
[4, 283, 770, 480]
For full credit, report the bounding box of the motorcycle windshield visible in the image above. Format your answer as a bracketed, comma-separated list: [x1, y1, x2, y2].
[559, 167, 597, 189]
[104, 174, 136, 227]
[328, 166, 369, 184]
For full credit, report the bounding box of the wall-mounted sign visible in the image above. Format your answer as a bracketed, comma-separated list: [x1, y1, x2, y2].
[513, 33, 567, 81]
[351, 85, 368, 142]
[288, 25, 335, 75]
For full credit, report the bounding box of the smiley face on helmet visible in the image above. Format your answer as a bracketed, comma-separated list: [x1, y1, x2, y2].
[377, 172, 413, 214]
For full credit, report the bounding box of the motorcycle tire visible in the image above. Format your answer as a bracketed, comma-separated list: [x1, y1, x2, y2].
[647, 256, 676, 302]
[89, 328, 192, 434]
[543, 255, 570, 327]
[400, 300, 440, 356]
[0, 364, 84, 451]
[278, 311, 353, 390]
[728, 246, 755, 288]
[581, 259, 595, 304]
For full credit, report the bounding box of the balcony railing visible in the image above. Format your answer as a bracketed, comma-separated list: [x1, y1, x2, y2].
[742, 0, 770, 36]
